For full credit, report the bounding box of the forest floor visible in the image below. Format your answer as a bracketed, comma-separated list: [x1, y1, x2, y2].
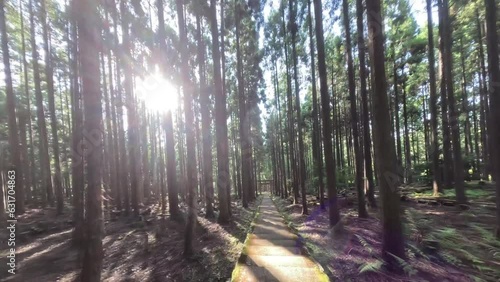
[273, 181, 500, 282]
[0, 197, 260, 282]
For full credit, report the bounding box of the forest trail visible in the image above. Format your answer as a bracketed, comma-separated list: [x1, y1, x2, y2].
[231, 196, 329, 282]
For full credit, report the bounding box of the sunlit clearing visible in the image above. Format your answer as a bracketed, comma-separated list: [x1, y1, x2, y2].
[136, 71, 178, 113]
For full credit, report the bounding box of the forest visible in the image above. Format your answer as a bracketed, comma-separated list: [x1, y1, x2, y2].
[0, 0, 499, 281]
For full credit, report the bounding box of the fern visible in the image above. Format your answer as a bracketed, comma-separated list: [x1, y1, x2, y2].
[441, 251, 461, 266]
[358, 260, 383, 274]
[354, 234, 373, 255]
[388, 253, 417, 277]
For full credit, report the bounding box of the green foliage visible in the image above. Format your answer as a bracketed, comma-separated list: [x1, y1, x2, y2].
[388, 253, 418, 277]
[354, 234, 374, 255]
[358, 260, 383, 274]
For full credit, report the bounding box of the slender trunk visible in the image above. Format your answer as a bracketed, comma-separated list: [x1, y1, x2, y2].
[209, 0, 231, 223]
[281, 5, 298, 204]
[289, 0, 308, 214]
[77, 0, 104, 278]
[156, 0, 180, 219]
[69, 3, 84, 244]
[176, 0, 198, 256]
[1, 0, 25, 214]
[442, 0, 467, 204]
[438, 0, 453, 188]
[196, 15, 215, 218]
[314, 0, 340, 227]
[308, 0, 324, 209]
[393, 63, 402, 170]
[29, 0, 53, 207]
[356, 0, 376, 207]
[41, 0, 64, 214]
[402, 82, 412, 183]
[366, 0, 406, 269]
[236, 1, 250, 208]
[427, 0, 442, 195]
[476, 10, 490, 180]
[343, 0, 367, 218]
[483, 0, 500, 238]
[120, 0, 140, 216]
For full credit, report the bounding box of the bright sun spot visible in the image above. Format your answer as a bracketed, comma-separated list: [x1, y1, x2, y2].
[135, 71, 178, 113]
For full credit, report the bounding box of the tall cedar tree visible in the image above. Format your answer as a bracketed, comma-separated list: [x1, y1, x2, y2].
[197, 15, 215, 219]
[209, 0, 231, 223]
[356, 0, 376, 208]
[41, 0, 64, 214]
[288, 0, 308, 215]
[76, 0, 104, 279]
[236, 0, 251, 208]
[156, 0, 181, 220]
[366, 0, 406, 270]
[441, 0, 467, 205]
[1, 0, 25, 214]
[307, 0, 325, 209]
[343, 0, 367, 218]
[70, 1, 85, 244]
[176, 0, 198, 256]
[29, 0, 53, 206]
[313, 0, 340, 227]
[483, 0, 500, 238]
[426, 0, 442, 196]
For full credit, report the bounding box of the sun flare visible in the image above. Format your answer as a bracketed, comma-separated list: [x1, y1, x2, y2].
[136, 71, 179, 113]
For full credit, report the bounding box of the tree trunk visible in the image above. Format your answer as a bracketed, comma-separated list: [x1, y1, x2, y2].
[1, 0, 25, 214]
[483, 0, 500, 238]
[77, 0, 104, 278]
[120, 0, 140, 217]
[426, 0, 442, 196]
[281, 5, 299, 205]
[313, 0, 340, 227]
[196, 15, 215, 218]
[476, 9, 490, 180]
[343, 0, 367, 218]
[441, 0, 467, 204]
[209, 0, 231, 223]
[289, 0, 308, 215]
[366, 0, 406, 270]
[29, 0, 53, 207]
[156, 0, 180, 219]
[356, 0, 376, 208]
[41, 0, 64, 214]
[402, 82, 412, 183]
[438, 0, 453, 188]
[176, 0, 198, 256]
[236, 2, 251, 209]
[308, 0, 325, 209]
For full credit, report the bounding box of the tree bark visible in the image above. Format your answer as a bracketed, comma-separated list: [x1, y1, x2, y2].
[356, 0, 376, 208]
[483, 0, 500, 238]
[313, 0, 340, 227]
[77, 0, 104, 278]
[209, 0, 231, 223]
[176, 0, 198, 256]
[1, 0, 25, 214]
[41, 0, 64, 214]
[289, 0, 308, 215]
[441, 0, 467, 204]
[343, 0, 367, 218]
[426, 0, 442, 196]
[29, 0, 53, 207]
[366, 0, 406, 269]
[308, 0, 325, 209]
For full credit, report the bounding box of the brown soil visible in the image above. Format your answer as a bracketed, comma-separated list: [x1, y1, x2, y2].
[0, 198, 259, 282]
[273, 186, 499, 282]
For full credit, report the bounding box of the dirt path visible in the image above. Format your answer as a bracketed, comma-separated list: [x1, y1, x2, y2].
[231, 195, 329, 282]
